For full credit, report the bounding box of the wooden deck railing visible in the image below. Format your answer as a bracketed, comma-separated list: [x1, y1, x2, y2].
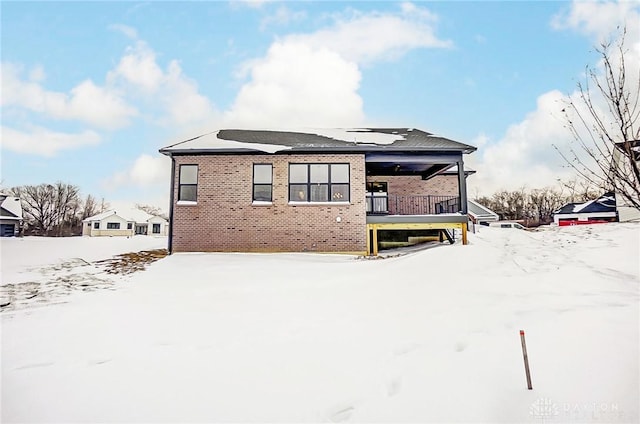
[365, 194, 460, 215]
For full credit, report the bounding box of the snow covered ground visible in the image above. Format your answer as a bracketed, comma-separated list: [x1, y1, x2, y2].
[0, 236, 168, 310]
[1, 224, 638, 423]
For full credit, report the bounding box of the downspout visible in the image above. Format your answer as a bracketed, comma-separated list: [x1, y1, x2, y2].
[168, 155, 176, 254]
[457, 158, 468, 215]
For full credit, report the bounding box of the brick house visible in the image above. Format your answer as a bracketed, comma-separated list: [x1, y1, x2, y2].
[159, 128, 476, 255]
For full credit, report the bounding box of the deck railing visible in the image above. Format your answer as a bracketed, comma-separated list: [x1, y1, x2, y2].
[366, 194, 460, 215]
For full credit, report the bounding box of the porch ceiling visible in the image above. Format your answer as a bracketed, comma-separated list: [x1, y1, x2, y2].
[365, 162, 452, 179]
[365, 152, 462, 180]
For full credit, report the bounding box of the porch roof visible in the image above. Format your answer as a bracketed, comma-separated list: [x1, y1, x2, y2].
[160, 128, 476, 156]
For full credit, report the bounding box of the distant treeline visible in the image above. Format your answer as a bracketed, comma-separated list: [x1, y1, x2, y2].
[5, 182, 165, 237]
[475, 180, 601, 226]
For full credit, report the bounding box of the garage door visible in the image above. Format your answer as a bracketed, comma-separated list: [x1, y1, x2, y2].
[1, 224, 15, 237]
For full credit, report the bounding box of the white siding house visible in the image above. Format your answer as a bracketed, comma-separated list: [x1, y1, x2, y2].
[82, 209, 169, 237]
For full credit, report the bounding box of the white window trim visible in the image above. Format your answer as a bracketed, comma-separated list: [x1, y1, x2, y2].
[177, 200, 198, 206]
[252, 201, 273, 206]
[288, 201, 351, 206]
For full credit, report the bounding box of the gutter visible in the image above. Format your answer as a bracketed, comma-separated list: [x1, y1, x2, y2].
[167, 156, 176, 254]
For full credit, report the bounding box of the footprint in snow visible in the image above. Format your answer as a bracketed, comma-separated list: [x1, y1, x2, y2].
[393, 343, 420, 356]
[89, 358, 112, 365]
[328, 405, 355, 423]
[386, 377, 403, 397]
[15, 361, 54, 370]
[454, 341, 467, 352]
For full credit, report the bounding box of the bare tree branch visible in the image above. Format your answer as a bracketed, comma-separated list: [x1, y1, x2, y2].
[557, 27, 640, 211]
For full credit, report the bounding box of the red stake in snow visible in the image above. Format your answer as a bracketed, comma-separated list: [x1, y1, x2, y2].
[520, 330, 533, 390]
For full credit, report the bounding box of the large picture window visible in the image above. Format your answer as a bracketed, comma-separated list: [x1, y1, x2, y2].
[179, 164, 198, 202]
[289, 163, 350, 202]
[253, 164, 273, 202]
[107, 222, 120, 229]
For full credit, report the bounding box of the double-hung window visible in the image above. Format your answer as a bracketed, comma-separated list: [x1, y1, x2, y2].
[253, 164, 273, 202]
[289, 163, 350, 202]
[179, 164, 198, 202]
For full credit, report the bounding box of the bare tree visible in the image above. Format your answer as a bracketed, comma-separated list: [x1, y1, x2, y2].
[475, 184, 575, 225]
[81, 194, 100, 220]
[529, 187, 566, 224]
[53, 182, 80, 236]
[136, 203, 168, 220]
[560, 177, 600, 203]
[10, 182, 83, 236]
[556, 27, 640, 210]
[10, 184, 58, 235]
[99, 197, 110, 213]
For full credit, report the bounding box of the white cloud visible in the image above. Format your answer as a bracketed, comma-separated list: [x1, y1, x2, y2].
[1, 63, 137, 130]
[260, 6, 307, 30]
[285, 4, 451, 64]
[28, 65, 46, 82]
[224, 41, 363, 128]
[467, 90, 576, 196]
[1, 125, 101, 157]
[222, 3, 450, 129]
[108, 40, 217, 126]
[109, 23, 138, 40]
[234, 0, 274, 9]
[467, 1, 640, 197]
[551, 1, 640, 42]
[105, 154, 171, 189]
[108, 41, 165, 93]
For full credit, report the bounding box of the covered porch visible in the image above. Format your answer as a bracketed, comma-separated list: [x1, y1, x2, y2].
[364, 151, 471, 255]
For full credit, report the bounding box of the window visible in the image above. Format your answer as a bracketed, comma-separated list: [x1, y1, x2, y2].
[289, 163, 350, 202]
[107, 222, 120, 230]
[179, 164, 198, 202]
[127, 223, 133, 230]
[87, 223, 91, 227]
[253, 164, 273, 202]
[152, 223, 161, 234]
[93, 222, 99, 229]
[366, 182, 388, 193]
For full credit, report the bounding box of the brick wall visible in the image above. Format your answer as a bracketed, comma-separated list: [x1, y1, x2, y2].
[171, 154, 367, 253]
[366, 174, 460, 196]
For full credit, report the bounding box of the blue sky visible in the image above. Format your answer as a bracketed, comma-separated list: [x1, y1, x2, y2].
[2, 1, 639, 210]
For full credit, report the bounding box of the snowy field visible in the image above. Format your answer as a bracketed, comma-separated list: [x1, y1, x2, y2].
[0, 236, 168, 310]
[1, 224, 638, 423]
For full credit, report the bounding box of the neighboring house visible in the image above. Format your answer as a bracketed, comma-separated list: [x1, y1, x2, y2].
[467, 199, 499, 224]
[82, 209, 169, 237]
[0, 193, 23, 237]
[553, 192, 618, 226]
[159, 128, 476, 255]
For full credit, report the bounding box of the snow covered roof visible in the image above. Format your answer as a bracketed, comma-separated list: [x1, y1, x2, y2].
[83, 209, 167, 224]
[468, 200, 499, 220]
[554, 192, 617, 215]
[0, 195, 23, 219]
[160, 128, 476, 155]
